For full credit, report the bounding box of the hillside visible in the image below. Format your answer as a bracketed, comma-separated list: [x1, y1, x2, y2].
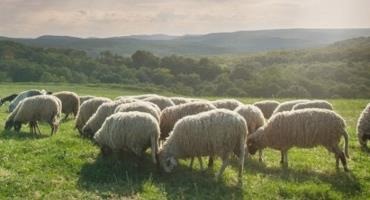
[1, 29, 370, 56]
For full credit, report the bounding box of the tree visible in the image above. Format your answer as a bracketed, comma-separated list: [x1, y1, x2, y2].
[131, 50, 159, 68]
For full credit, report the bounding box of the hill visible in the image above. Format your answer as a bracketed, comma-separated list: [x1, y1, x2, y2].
[1, 28, 370, 56]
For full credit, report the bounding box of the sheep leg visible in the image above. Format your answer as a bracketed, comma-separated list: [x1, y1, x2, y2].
[280, 150, 288, 168]
[189, 157, 194, 169]
[339, 152, 349, 172]
[216, 154, 230, 181]
[258, 150, 264, 162]
[35, 123, 41, 135]
[198, 157, 204, 171]
[29, 123, 34, 135]
[64, 113, 69, 120]
[332, 146, 349, 172]
[208, 156, 214, 168]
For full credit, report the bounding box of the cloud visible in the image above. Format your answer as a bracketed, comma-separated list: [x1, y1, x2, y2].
[0, 0, 369, 37]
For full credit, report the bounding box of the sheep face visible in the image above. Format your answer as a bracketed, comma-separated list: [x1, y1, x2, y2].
[247, 128, 264, 155]
[4, 120, 14, 130]
[14, 122, 22, 132]
[82, 127, 94, 138]
[158, 152, 177, 173]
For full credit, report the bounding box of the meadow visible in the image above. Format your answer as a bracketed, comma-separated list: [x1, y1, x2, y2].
[0, 83, 369, 199]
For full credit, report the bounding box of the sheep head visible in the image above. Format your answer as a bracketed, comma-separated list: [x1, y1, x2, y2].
[158, 151, 177, 173]
[247, 127, 265, 155]
[4, 119, 14, 130]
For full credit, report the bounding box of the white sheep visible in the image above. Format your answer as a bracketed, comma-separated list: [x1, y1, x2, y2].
[253, 100, 280, 119]
[357, 103, 370, 148]
[94, 112, 160, 164]
[293, 100, 333, 110]
[212, 99, 242, 110]
[8, 89, 46, 112]
[247, 108, 349, 171]
[5, 95, 61, 135]
[114, 101, 161, 122]
[272, 99, 310, 115]
[143, 96, 175, 111]
[79, 95, 95, 105]
[235, 104, 265, 161]
[158, 109, 247, 184]
[53, 91, 80, 119]
[170, 97, 192, 105]
[75, 97, 111, 135]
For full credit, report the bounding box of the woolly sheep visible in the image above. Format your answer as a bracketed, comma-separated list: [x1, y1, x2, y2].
[247, 109, 349, 171]
[272, 99, 310, 115]
[53, 91, 80, 119]
[5, 95, 62, 135]
[357, 103, 370, 148]
[212, 99, 242, 110]
[293, 100, 333, 110]
[235, 105, 265, 161]
[143, 96, 175, 111]
[8, 89, 45, 112]
[114, 101, 161, 122]
[160, 101, 217, 141]
[158, 109, 247, 184]
[94, 112, 160, 164]
[170, 97, 192, 105]
[82, 99, 136, 138]
[0, 94, 18, 106]
[75, 97, 111, 135]
[115, 94, 159, 101]
[253, 100, 280, 119]
[79, 95, 95, 105]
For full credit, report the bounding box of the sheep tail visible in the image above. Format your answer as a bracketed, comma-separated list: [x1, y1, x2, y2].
[343, 129, 349, 158]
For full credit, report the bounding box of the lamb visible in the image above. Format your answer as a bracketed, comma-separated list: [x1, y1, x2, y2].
[53, 91, 80, 119]
[235, 105, 265, 161]
[253, 100, 280, 119]
[212, 99, 243, 110]
[81, 99, 136, 138]
[79, 95, 95, 105]
[114, 101, 161, 122]
[247, 109, 349, 171]
[143, 96, 175, 111]
[0, 93, 18, 106]
[170, 97, 192, 105]
[357, 103, 370, 148]
[272, 99, 310, 115]
[159, 101, 217, 141]
[94, 112, 160, 164]
[158, 109, 247, 184]
[5, 95, 62, 135]
[8, 89, 46, 112]
[293, 100, 333, 110]
[75, 97, 111, 135]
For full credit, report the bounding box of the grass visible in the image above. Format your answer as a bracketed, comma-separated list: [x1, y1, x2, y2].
[0, 83, 369, 199]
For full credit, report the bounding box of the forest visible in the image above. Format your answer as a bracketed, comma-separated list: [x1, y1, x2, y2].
[0, 37, 369, 98]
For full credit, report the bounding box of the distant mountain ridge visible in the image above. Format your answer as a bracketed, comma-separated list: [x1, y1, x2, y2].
[1, 28, 370, 56]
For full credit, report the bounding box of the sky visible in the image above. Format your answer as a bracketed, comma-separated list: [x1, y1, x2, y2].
[0, 0, 369, 38]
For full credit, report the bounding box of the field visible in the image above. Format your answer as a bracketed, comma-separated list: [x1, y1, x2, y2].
[0, 83, 369, 199]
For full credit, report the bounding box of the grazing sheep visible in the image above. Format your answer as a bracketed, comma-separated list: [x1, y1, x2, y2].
[0, 94, 18, 106]
[8, 89, 46, 112]
[114, 101, 161, 122]
[53, 91, 80, 119]
[82, 99, 136, 138]
[235, 105, 265, 161]
[143, 96, 175, 111]
[247, 109, 349, 171]
[357, 103, 370, 148]
[79, 95, 95, 105]
[272, 99, 310, 115]
[75, 97, 111, 135]
[253, 100, 280, 119]
[115, 94, 159, 101]
[160, 101, 217, 141]
[94, 112, 160, 164]
[5, 95, 61, 135]
[170, 97, 192, 105]
[158, 109, 247, 184]
[212, 99, 242, 110]
[293, 100, 333, 110]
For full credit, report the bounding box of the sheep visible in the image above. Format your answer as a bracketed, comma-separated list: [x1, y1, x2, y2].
[235, 105, 265, 161]
[8, 89, 46, 112]
[357, 103, 370, 149]
[170, 97, 192, 105]
[115, 94, 159, 101]
[94, 112, 160, 164]
[158, 109, 247, 184]
[114, 101, 161, 122]
[253, 100, 280, 119]
[0, 94, 18, 107]
[5, 95, 62, 135]
[247, 108, 349, 171]
[79, 95, 95, 105]
[53, 91, 80, 119]
[143, 96, 175, 111]
[81, 99, 136, 138]
[212, 99, 243, 110]
[75, 97, 111, 135]
[293, 100, 333, 110]
[272, 99, 310, 115]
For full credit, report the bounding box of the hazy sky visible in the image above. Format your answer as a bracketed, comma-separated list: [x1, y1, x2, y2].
[1, 0, 369, 38]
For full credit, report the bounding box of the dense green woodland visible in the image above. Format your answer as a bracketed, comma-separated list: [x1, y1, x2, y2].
[0, 37, 369, 98]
